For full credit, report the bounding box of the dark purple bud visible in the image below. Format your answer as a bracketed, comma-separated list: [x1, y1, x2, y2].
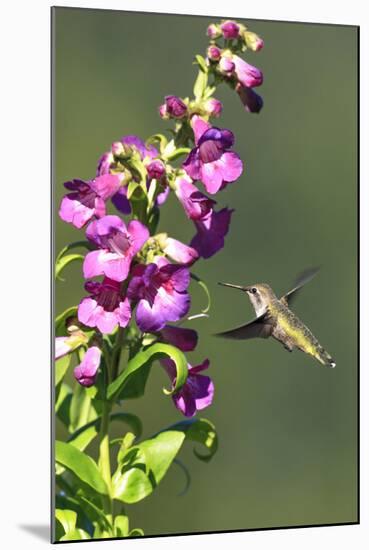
[146, 159, 165, 180]
[165, 95, 188, 119]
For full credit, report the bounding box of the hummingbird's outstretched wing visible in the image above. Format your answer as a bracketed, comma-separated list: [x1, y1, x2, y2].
[280, 266, 320, 307]
[215, 312, 274, 340]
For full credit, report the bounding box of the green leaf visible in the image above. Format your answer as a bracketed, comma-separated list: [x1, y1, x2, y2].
[78, 496, 112, 533]
[193, 69, 208, 100]
[195, 54, 208, 73]
[203, 85, 217, 100]
[112, 430, 186, 503]
[60, 528, 91, 541]
[55, 354, 72, 387]
[55, 441, 108, 495]
[55, 306, 78, 337]
[114, 515, 129, 537]
[67, 412, 143, 452]
[126, 180, 141, 199]
[170, 417, 218, 462]
[55, 253, 84, 281]
[55, 383, 72, 427]
[190, 272, 211, 314]
[107, 343, 188, 401]
[129, 528, 144, 537]
[69, 383, 96, 433]
[55, 508, 77, 534]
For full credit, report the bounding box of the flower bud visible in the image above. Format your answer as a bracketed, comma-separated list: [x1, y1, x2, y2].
[244, 31, 264, 51]
[146, 159, 165, 180]
[207, 45, 221, 62]
[165, 95, 188, 119]
[204, 98, 223, 118]
[207, 23, 222, 39]
[158, 103, 169, 119]
[111, 141, 124, 156]
[220, 20, 240, 39]
[219, 55, 235, 76]
[74, 346, 101, 387]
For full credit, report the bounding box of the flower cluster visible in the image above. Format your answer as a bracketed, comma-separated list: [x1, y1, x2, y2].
[56, 18, 264, 417]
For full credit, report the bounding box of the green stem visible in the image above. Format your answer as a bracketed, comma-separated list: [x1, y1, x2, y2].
[99, 400, 113, 521]
[111, 327, 126, 381]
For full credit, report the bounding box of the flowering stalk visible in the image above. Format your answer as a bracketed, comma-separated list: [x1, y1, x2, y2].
[54, 18, 264, 541]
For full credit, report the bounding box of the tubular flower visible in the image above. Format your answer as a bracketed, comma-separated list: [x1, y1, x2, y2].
[159, 325, 198, 352]
[236, 83, 263, 113]
[73, 346, 102, 387]
[127, 257, 191, 332]
[83, 215, 149, 282]
[59, 174, 121, 229]
[162, 358, 214, 417]
[191, 207, 234, 259]
[78, 277, 131, 334]
[232, 54, 263, 88]
[183, 115, 243, 194]
[174, 174, 216, 221]
[155, 233, 199, 265]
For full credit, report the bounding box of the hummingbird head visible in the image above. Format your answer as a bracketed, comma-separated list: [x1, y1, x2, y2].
[218, 282, 275, 316]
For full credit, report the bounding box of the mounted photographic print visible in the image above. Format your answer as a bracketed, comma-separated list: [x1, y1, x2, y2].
[52, 7, 359, 542]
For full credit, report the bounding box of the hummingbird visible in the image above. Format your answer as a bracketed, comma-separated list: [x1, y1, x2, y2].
[216, 267, 336, 368]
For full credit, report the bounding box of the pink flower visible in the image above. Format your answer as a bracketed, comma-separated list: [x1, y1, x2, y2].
[159, 325, 198, 352]
[174, 175, 216, 221]
[183, 115, 243, 194]
[191, 207, 234, 259]
[78, 277, 131, 334]
[59, 175, 121, 229]
[74, 346, 101, 387]
[83, 215, 149, 282]
[220, 20, 240, 39]
[232, 55, 263, 88]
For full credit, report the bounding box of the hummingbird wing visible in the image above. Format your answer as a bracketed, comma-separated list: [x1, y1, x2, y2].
[215, 312, 274, 340]
[280, 266, 320, 307]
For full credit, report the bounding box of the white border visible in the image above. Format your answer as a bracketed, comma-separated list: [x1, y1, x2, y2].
[0, 1, 366, 548]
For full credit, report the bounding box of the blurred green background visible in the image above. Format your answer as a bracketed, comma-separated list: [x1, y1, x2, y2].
[53, 8, 358, 535]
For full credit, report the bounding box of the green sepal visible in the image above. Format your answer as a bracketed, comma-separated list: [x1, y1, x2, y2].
[107, 343, 188, 401]
[194, 54, 208, 73]
[146, 133, 168, 154]
[165, 147, 191, 161]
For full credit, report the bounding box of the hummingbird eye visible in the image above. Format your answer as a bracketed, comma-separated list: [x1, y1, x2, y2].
[250, 287, 257, 294]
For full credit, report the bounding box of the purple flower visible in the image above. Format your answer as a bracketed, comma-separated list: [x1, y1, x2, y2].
[146, 159, 165, 180]
[74, 346, 101, 387]
[83, 215, 149, 282]
[59, 174, 121, 229]
[183, 115, 243, 194]
[127, 258, 191, 332]
[111, 186, 131, 215]
[207, 45, 221, 61]
[236, 83, 263, 113]
[220, 20, 240, 39]
[174, 175, 216, 221]
[191, 207, 234, 259]
[160, 325, 198, 352]
[163, 358, 214, 417]
[233, 55, 263, 88]
[204, 98, 223, 118]
[156, 234, 199, 265]
[163, 95, 188, 119]
[78, 277, 131, 334]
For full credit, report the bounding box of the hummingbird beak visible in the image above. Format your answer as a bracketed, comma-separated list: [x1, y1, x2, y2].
[218, 282, 247, 292]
